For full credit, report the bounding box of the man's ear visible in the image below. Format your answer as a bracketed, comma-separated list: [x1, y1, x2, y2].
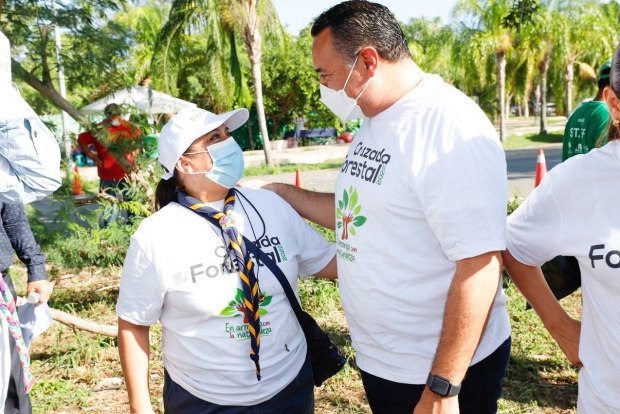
[604, 86, 620, 121]
[359, 46, 379, 78]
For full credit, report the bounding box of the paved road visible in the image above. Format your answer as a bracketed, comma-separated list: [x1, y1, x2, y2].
[36, 144, 562, 223]
[250, 144, 563, 199]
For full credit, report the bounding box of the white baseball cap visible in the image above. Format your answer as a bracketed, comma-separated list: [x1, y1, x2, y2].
[158, 106, 249, 180]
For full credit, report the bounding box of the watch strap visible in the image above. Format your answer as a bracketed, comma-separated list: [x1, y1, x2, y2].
[426, 372, 462, 397]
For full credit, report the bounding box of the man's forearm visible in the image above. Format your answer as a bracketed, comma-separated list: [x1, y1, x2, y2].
[431, 251, 502, 384]
[267, 183, 335, 229]
[79, 142, 97, 160]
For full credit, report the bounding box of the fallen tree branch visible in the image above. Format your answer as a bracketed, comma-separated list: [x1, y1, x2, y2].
[48, 307, 118, 337]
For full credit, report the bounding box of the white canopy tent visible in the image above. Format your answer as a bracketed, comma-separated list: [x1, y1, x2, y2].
[80, 85, 196, 116]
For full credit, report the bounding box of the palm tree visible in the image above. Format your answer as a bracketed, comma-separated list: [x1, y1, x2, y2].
[453, 0, 513, 142]
[115, 0, 171, 86]
[553, 3, 616, 115]
[151, 0, 282, 165]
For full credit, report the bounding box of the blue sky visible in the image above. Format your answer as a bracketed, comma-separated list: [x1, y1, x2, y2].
[272, 0, 460, 35]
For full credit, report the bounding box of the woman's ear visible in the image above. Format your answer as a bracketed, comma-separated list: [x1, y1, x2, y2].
[175, 156, 193, 175]
[603, 86, 620, 121]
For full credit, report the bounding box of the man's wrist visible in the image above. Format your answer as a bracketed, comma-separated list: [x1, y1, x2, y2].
[426, 372, 462, 397]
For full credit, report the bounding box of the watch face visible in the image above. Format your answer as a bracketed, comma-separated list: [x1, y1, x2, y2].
[430, 376, 451, 396]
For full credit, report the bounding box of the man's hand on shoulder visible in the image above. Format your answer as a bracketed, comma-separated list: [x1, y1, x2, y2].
[238, 179, 278, 195]
[413, 389, 459, 414]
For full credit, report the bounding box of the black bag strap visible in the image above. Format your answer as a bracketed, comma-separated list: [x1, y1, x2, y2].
[203, 216, 308, 326]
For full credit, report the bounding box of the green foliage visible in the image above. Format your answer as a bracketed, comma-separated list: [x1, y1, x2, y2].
[261, 29, 341, 138]
[2, 0, 135, 114]
[503, 0, 540, 33]
[25, 148, 161, 270]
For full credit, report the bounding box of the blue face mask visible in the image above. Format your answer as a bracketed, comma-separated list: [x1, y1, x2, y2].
[188, 137, 244, 188]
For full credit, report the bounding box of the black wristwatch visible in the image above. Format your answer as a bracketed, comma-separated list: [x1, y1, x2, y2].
[426, 373, 461, 397]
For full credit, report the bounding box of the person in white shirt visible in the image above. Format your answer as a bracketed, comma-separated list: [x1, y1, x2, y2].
[116, 107, 337, 414]
[0, 31, 61, 205]
[503, 43, 620, 414]
[292, 111, 307, 147]
[1, 30, 59, 414]
[244, 2, 511, 413]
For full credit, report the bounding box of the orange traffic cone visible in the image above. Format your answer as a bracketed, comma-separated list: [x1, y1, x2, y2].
[73, 165, 84, 195]
[534, 149, 548, 188]
[295, 169, 304, 189]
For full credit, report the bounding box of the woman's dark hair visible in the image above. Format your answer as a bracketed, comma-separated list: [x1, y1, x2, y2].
[155, 169, 183, 211]
[311, 0, 411, 66]
[598, 43, 620, 147]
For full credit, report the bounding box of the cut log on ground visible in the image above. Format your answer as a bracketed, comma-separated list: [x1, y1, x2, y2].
[49, 308, 118, 337]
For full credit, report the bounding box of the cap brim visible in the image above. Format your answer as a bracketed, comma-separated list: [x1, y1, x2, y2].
[217, 108, 249, 133]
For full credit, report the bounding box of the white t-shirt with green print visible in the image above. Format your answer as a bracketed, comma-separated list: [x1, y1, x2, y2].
[335, 74, 511, 384]
[117, 188, 335, 405]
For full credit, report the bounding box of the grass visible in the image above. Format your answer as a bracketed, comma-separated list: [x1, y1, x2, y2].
[9, 218, 581, 413]
[243, 159, 344, 177]
[503, 131, 564, 150]
[54, 177, 100, 196]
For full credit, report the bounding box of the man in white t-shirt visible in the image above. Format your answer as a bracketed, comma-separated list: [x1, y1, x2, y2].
[245, 2, 511, 413]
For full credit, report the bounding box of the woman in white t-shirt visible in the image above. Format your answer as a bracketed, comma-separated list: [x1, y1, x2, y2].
[503, 45, 620, 413]
[116, 107, 337, 414]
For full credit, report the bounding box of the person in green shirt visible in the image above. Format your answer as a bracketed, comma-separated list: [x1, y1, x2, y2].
[562, 60, 611, 161]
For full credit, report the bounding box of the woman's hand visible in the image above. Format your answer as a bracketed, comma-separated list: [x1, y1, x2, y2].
[118, 318, 154, 413]
[550, 316, 582, 367]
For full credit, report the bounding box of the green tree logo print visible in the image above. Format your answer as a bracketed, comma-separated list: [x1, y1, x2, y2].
[337, 186, 367, 240]
[220, 289, 272, 323]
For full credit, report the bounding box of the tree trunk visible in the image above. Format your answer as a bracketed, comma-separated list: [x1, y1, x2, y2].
[540, 46, 551, 135]
[565, 58, 575, 116]
[497, 50, 507, 142]
[246, 118, 255, 150]
[506, 92, 513, 121]
[12, 58, 88, 124]
[243, 5, 273, 166]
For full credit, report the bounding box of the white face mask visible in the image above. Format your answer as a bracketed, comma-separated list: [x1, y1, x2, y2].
[319, 55, 372, 121]
[111, 120, 121, 127]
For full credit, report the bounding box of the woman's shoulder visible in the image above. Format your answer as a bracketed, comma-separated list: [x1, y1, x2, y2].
[236, 187, 289, 208]
[133, 202, 200, 238]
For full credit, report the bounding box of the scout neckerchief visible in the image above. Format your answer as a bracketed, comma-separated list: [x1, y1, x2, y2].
[0, 277, 34, 392]
[176, 189, 262, 381]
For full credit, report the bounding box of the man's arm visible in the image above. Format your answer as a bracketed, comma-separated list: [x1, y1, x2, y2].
[118, 318, 155, 414]
[245, 181, 335, 229]
[502, 249, 581, 365]
[78, 135, 102, 167]
[414, 251, 502, 413]
[1, 203, 51, 303]
[312, 256, 337, 280]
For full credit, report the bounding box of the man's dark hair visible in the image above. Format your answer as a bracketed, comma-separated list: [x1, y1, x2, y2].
[311, 0, 411, 65]
[104, 103, 122, 117]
